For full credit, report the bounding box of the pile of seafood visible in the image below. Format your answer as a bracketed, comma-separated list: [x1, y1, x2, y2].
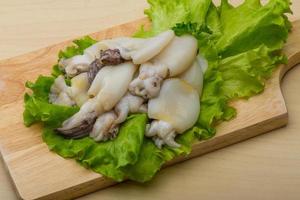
[50, 30, 207, 148]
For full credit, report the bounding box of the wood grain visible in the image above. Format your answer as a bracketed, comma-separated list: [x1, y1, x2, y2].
[0, 15, 300, 200]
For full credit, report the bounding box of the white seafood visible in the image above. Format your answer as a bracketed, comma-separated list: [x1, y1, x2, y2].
[49, 73, 90, 107]
[60, 54, 94, 78]
[100, 37, 144, 60]
[90, 111, 118, 141]
[197, 53, 208, 73]
[88, 62, 137, 109]
[90, 93, 147, 141]
[59, 98, 98, 132]
[54, 30, 205, 148]
[50, 75, 69, 94]
[147, 79, 200, 147]
[130, 30, 175, 64]
[69, 73, 90, 106]
[83, 42, 107, 59]
[152, 35, 198, 76]
[52, 93, 75, 106]
[146, 120, 179, 148]
[103, 30, 174, 64]
[129, 62, 169, 98]
[114, 93, 147, 124]
[148, 79, 200, 132]
[129, 34, 198, 99]
[179, 60, 203, 94]
[49, 75, 74, 106]
[57, 62, 137, 137]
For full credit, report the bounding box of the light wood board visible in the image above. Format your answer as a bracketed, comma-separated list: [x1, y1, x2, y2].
[0, 17, 300, 200]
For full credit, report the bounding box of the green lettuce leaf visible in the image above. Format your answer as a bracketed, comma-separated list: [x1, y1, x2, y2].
[43, 114, 147, 181]
[123, 127, 196, 182]
[53, 35, 98, 82]
[51, 64, 64, 77]
[58, 36, 97, 59]
[23, 71, 198, 182]
[198, 45, 286, 132]
[216, 0, 291, 57]
[130, 0, 291, 181]
[25, 75, 55, 100]
[23, 95, 78, 127]
[23, 76, 150, 181]
[135, 0, 212, 37]
[23, 76, 78, 127]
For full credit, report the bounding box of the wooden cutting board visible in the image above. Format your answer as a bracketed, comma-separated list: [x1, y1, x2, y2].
[0, 18, 300, 200]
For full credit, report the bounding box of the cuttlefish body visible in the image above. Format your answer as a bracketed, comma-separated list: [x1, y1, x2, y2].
[57, 62, 137, 138]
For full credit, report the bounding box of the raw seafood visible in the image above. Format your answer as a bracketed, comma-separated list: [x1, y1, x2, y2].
[146, 120, 179, 148]
[129, 62, 169, 99]
[55, 31, 203, 148]
[57, 62, 137, 137]
[129, 35, 198, 99]
[102, 30, 175, 64]
[88, 62, 137, 101]
[114, 93, 147, 124]
[87, 48, 126, 83]
[90, 111, 118, 141]
[60, 54, 94, 78]
[49, 75, 74, 106]
[69, 73, 90, 106]
[147, 79, 200, 147]
[90, 93, 147, 141]
[179, 60, 203, 93]
[152, 35, 198, 76]
[49, 73, 90, 107]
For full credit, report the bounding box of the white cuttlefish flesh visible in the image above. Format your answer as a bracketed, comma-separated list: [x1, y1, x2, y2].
[179, 60, 204, 94]
[129, 34, 198, 99]
[102, 30, 175, 64]
[90, 92, 147, 141]
[57, 62, 137, 138]
[147, 78, 200, 148]
[49, 73, 90, 107]
[59, 54, 94, 78]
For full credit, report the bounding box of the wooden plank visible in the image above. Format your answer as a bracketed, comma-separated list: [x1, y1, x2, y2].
[0, 18, 300, 200]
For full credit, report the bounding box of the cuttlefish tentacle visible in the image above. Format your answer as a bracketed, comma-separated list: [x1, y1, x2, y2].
[129, 62, 169, 99]
[90, 93, 147, 141]
[60, 116, 96, 139]
[57, 62, 137, 138]
[114, 93, 147, 124]
[56, 98, 98, 138]
[147, 79, 200, 148]
[60, 39, 126, 79]
[49, 73, 90, 107]
[129, 34, 197, 99]
[90, 111, 119, 141]
[145, 120, 180, 148]
[49, 75, 75, 106]
[60, 54, 94, 78]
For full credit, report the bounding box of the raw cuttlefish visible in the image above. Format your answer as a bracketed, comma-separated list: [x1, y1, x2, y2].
[51, 30, 207, 148]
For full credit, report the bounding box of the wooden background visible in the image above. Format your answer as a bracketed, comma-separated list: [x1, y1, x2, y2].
[0, 0, 299, 199]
